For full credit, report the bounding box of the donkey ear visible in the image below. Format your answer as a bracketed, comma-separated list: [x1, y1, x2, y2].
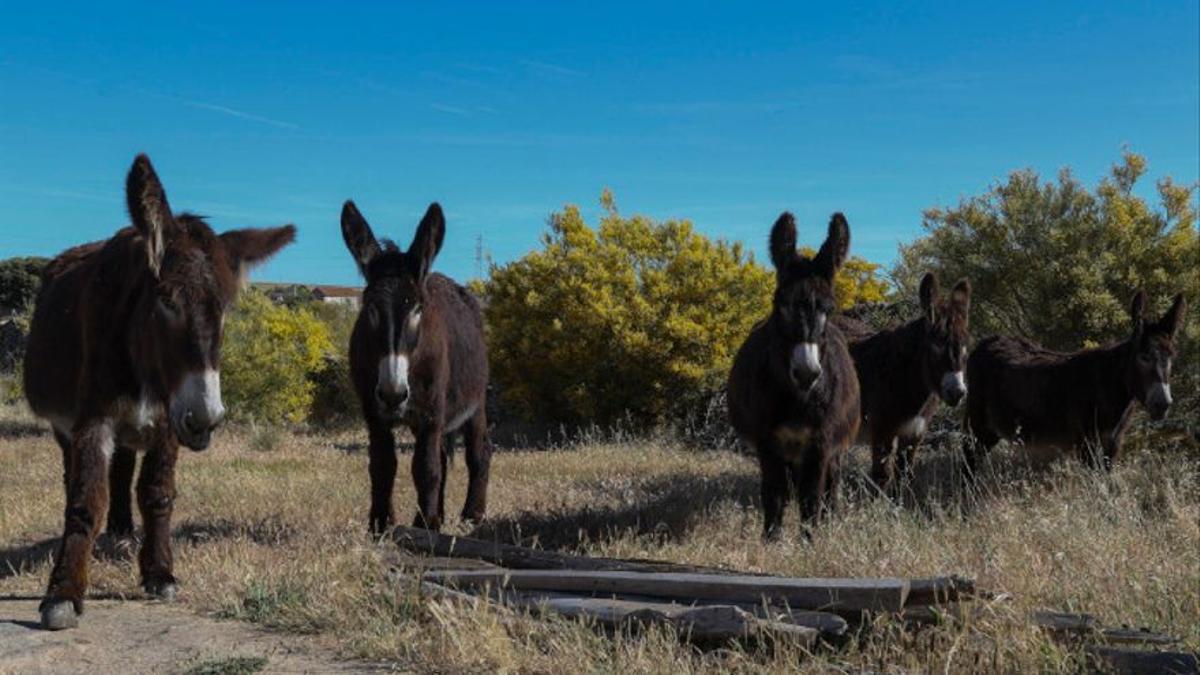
[919, 273, 940, 321]
[1130, 290, 1148, 338]
[1157, 293, 1187, 338]
[341, 200, 381, 276]
[219, 225, 296, 282]
[951, 278, 972, 314]
[814, 212, 850, 280]
[768, 212, 797, 271]
[406, 202, 446, 282]
[125, 154, 176, 277]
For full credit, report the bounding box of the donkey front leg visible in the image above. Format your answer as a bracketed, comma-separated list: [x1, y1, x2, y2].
[106, 445, 138, 537]
[757, 448, 791, 541]
[41, 421, 114, 630]
[366, 421, 398, 538]
[460, 410, 492, 525]
[412, 425, 446, 531]
[137, 435, 179, 600]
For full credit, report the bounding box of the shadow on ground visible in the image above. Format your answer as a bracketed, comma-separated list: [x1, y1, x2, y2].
[468, 470, 760, 551]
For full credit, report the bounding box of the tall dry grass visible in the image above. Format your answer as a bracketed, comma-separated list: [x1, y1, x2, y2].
[1, 402, 1197, 673]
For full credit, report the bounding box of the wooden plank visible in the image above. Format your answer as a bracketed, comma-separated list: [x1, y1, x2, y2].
[1034, 611, 1179, 647]
[393, 526, 735, 574]
[500, 589, 847, 637]
[500, 591, 819, 646]
[905, 575, 975, 606]
[423, 569, 909, 612]
[1086, 647, 1198, 675]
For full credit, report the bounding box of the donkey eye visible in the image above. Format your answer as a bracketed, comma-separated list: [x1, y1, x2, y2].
[157, 295, 180, 316]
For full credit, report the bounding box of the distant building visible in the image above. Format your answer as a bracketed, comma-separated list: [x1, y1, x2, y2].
[311, 285, 362, 308]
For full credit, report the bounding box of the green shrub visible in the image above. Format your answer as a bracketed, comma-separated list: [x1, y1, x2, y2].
[221, 290, 332, 424]
[896, 151, 1199, 417]
[476, 191, 889, 428]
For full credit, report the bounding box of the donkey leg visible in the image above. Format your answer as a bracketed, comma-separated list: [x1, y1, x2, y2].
[41, 421, 113, 630]
[794, 448, 829, 526]
[460, 410, 492, 525]
[136, 436, 179, 600]
[412, 426, 446, 531]
[757, 449, 790, 541]
[106, 446, 137, 536]
[366, 422, 398, 538]
[869, 438, 896, 495]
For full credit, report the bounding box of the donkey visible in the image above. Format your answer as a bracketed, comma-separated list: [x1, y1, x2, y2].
[833, 274, 971, 492]
[23, 154, 295, 630]
[965, 291, 1186, 475]
[728, 212, 860, 540]
[341, 200, 491, 535]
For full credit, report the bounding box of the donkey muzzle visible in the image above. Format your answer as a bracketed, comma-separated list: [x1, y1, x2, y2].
[789, 342, 822, 390]
[940, 371, 967, 407]
[172, 370, 226, 451]
[1146, 382, 1172, 421]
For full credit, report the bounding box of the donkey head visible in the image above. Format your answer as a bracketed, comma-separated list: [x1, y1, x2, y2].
[918, 274, 971, 406]
[768, 212, 850, 393]
[127, 154, 295, 450]
[1128, 291, 1187, 420]
[341, 200, 445, 419]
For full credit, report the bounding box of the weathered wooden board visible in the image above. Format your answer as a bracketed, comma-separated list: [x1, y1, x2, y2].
[498, 589, 848, 637]
[393, 526, 735, 574]
[1086, 646, 1198, 675]
[424, 569, 910, 612]
[905, 575, 975, 606]
[1034, 611, 1180, 646]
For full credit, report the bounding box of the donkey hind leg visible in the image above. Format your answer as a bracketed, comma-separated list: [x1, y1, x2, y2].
[41, 421, 114, 630]
[136, 437, 179, 600]
[460, 409, 492, 525]
[869, 437, 897, 495]
[411, 425, 446, 531]
[106, 446, 137, 536]
[757, 448, 791, 541]
[366, 422, 398, 538]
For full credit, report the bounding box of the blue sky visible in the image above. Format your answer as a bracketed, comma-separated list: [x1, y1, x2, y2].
[1, 1, 1197, 286]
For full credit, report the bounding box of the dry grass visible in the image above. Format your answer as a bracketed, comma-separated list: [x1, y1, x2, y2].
[1, 402, 1197, 673]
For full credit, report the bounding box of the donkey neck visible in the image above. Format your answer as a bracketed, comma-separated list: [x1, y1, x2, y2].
[1073, 339, 1139, 423]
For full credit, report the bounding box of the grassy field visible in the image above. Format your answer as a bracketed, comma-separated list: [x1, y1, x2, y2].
[1, 402, 1197, 673]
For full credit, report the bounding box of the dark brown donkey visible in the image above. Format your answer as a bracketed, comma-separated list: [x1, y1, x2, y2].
[834, 274, 971, 492]
[728, 213, 860, 540]
[966, 291, 1186, 475]
[23, 154, 295, 630]
[341, 201, 491, 535]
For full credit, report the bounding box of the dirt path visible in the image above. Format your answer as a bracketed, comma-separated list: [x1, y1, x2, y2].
[0, 596, 371, 674]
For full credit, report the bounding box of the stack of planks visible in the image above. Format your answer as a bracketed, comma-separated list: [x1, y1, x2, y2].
[393, 526, 972, 648]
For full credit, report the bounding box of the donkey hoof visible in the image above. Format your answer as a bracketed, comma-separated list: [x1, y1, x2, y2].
[144, 580, 179, 601]
[39, 600, 79, 631]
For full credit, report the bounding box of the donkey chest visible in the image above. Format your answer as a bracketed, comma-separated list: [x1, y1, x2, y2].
[771, 423, 822, 458]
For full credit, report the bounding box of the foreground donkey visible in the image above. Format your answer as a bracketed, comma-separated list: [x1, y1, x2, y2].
[341, 201, 491, 534]
[728, 213, 860, 540]
[966, 291, 1186, 475]
[834, 274, 971, 491]
[24, 154, 295, 630]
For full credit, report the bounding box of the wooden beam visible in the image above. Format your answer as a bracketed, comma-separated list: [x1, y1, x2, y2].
[423, 569, 909, 612]
[1033, 611, 1180, 647]
[1086, 647, 1198, 675]
[905, 575, 975, 606]
[393, 526, 735, 574]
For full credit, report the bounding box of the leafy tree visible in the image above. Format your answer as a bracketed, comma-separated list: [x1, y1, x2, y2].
[896, 152, 1198, 351]
[221, 289, 333, 424]
[896, 152, 1199, 422]
[477, 192, 890, 427]
[0, 257, 48, 312]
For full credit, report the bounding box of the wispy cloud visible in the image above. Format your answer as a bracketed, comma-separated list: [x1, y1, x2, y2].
[430, 102, 472, 117]
[520, 58, 580, 78]
[181, 100, 300, 130]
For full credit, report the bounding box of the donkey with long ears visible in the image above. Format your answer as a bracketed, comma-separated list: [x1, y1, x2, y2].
[23, 154, 295, 630]
[834, 273, 971, 492]
[965, 290, 1186, 475]
[728, 212, 860, 540]
[341, 200, 491, 535]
